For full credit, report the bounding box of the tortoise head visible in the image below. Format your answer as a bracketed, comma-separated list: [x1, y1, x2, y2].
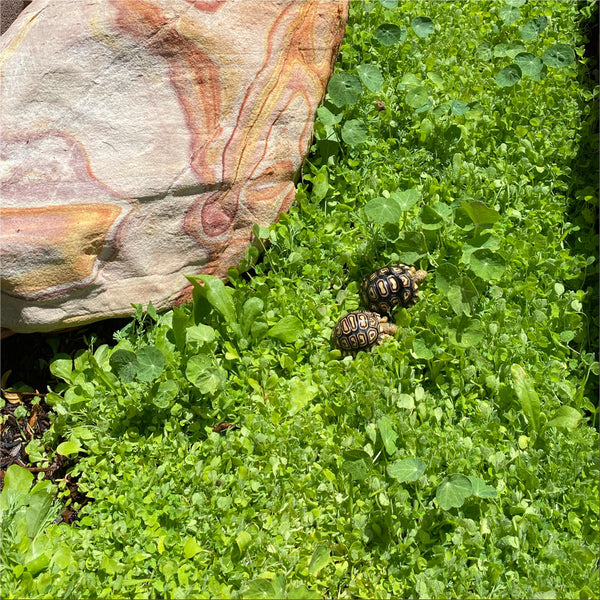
[413, 269, 427, 285]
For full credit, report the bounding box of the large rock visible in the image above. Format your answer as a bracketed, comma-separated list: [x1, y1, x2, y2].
[0, 0, 348, 334]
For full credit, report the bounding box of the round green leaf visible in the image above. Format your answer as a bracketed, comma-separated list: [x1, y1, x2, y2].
[380, 0, 398, 7]
[391, 188, 419, 211]
[341, 119, 367, 146]
[451, 100, 470, 116]
[514, 52, 543, 77]
[542, 44, 575, 68]
[436, 474, 472, 510]
[135, 346, 165, 382]
[327, 72, 362, 107]
[469, 249, 506, 280]
[186, 323, 216, 344]
[364, 196, 404, 224]
[406, 86, 429, 108]
[520, 16, 547, 41]
[496, 64, 522, 87]
[412, 16, 434, 38]
[477, 42, 493, 61]
[375, 23, 406, 46]
[499, 5, 520, 26]
[357, 64, 384, 92]
[387, 458, 426, 483]
[109, 349, 139, 383]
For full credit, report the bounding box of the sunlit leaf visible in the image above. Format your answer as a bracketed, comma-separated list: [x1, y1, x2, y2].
[496, 64, 522, 87]
[357, 64, 384, 92]
[436, 474, 472, 510]
[467, 475, 497, 498]
[377, 416, 398, 454]
[387, 458, 426, 483]
[308, 543, 331, 576]
[327, 72, 362, 107]
[520, 16, 548, 41]
[267, 316, 303, 343]
[511, 364, 541, 433]
[542, 44, 575, 68]
[375, 23, 406, 46]
[546, 406, 582, 430]
[135, 346, 165, 382]
[515, 52, 544, 77]
[412, 16, 434, 38]
[406, 86, 429, 108]
[341, 119, 367, 146]
[468, 249, 506, 281]
[364, 196, 404, 224]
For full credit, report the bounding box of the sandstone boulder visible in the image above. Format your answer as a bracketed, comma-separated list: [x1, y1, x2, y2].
[0, 0, 348, 333]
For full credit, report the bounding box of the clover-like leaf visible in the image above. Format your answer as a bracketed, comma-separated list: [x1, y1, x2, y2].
[357, 64, 384, 93]
[468, 249, 506, 281]
[412, 16, 434, 38]
[135, 346, 165, 382]
[520, 16, 547, 41]
[436, 474, 472, 510]
[375, 23, 406, 46]
[341, 119, 367, 146]
[364, 196, 404, 224]
[496, 64, 522, 87]
[109, 349, 139, 383]
[514, 53, 544, 77]
[327, 72, 362, 107]
[542, 44, 575, 68]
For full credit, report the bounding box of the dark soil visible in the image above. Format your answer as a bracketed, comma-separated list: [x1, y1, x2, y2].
[1, 318, 130, 522]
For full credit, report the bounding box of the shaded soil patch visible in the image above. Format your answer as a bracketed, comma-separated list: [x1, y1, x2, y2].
[1, 318, 130, 521]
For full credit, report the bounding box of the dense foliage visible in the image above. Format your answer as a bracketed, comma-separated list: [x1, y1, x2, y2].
[2, 1, 598, 598]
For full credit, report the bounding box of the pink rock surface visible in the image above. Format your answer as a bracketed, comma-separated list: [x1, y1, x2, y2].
[0, 0, 348, 333]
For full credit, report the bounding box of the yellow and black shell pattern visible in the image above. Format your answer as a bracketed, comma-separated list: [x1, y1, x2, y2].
[331, 310, 393, 355]
[360, 264, 425, 315]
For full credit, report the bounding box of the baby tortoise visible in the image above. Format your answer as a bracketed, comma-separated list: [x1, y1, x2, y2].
[360, 264, 427, 316]
[331, 310, 398, 355]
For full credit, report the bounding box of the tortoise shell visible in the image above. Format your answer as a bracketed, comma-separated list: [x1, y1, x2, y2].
[331, 310, 398, 355]
[360, 264, 427, 315]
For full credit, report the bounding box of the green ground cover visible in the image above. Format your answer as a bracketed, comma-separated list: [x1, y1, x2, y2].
[2, 1, 598, 598]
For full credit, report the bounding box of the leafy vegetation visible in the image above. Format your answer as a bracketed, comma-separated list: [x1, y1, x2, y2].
[2, 1, 598, 598]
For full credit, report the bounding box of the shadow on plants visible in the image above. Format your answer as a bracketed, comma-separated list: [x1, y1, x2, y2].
[563, 3, 599, 421]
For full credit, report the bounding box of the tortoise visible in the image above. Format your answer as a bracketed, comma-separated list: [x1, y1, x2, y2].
[331, 310, 398, 355]
[360, 264, 427, 316]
